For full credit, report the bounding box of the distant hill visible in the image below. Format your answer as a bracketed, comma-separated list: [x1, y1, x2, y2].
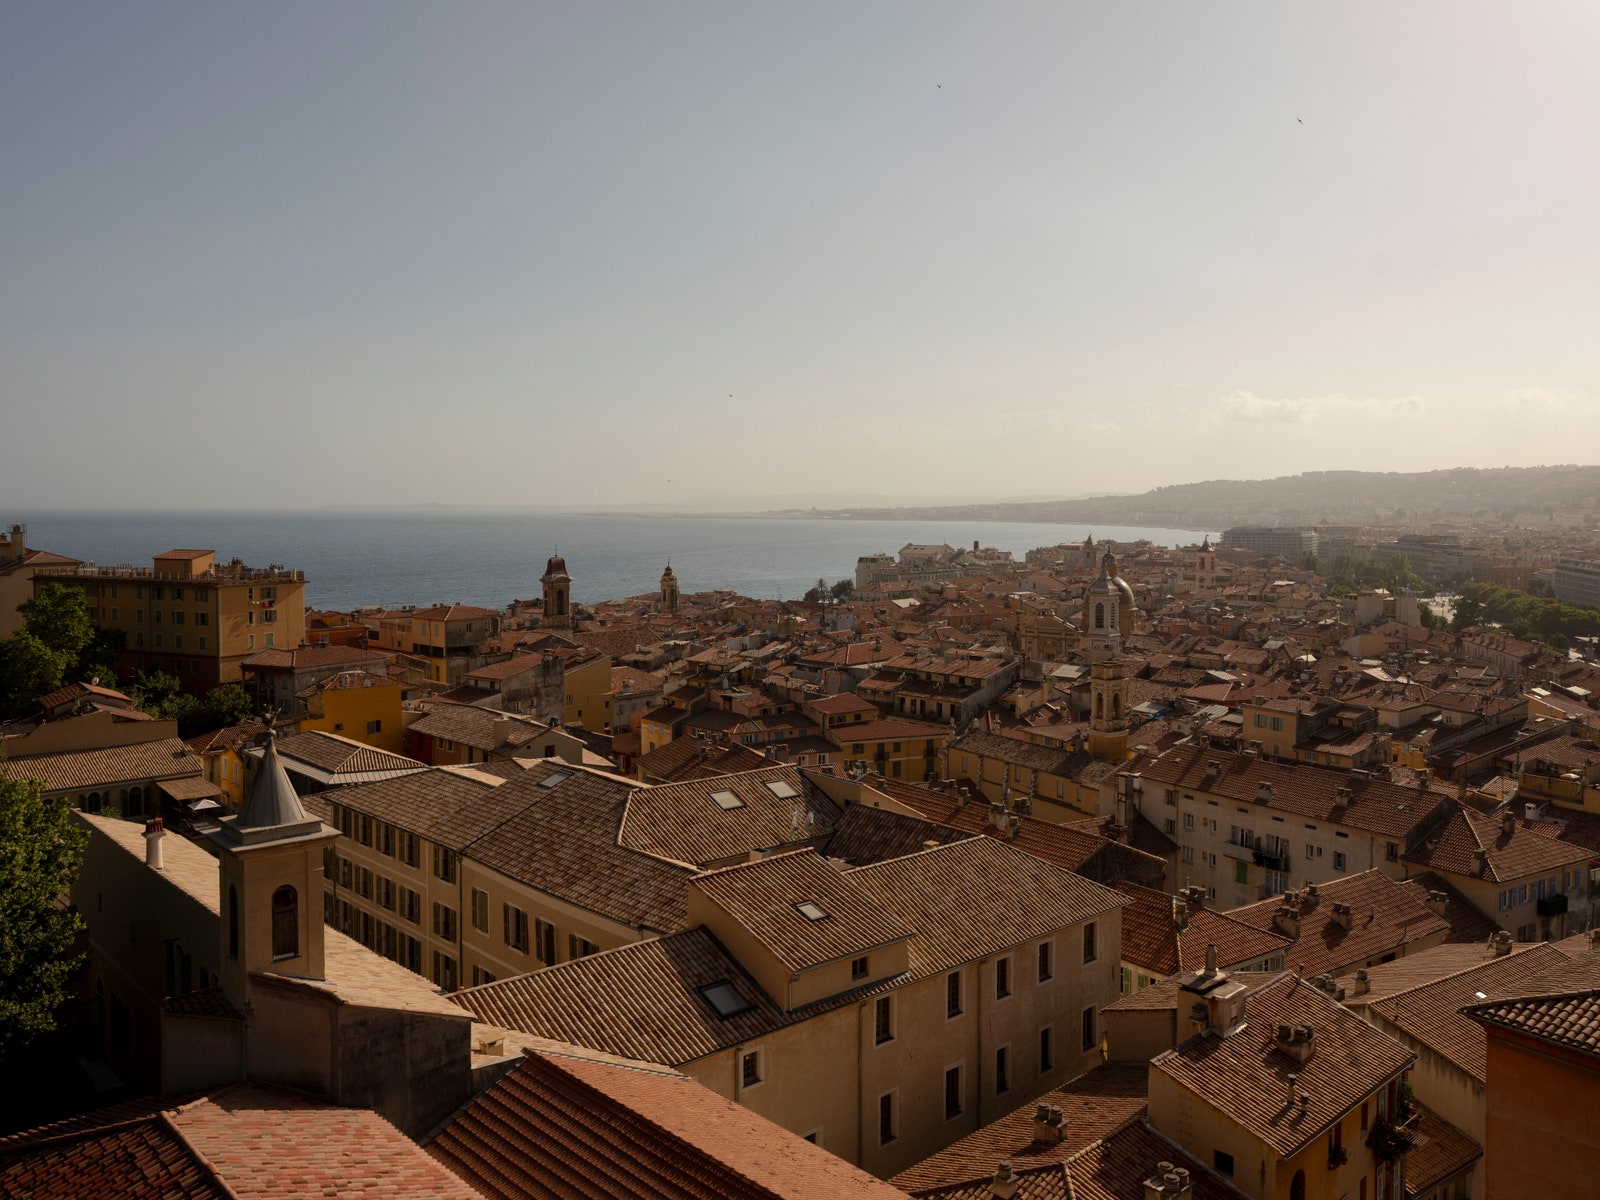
[782, 465, 1600, 528]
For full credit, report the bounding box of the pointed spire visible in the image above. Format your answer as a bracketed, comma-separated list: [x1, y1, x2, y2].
[211, 726, 326, 848]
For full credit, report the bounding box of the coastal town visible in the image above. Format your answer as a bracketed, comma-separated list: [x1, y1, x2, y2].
[4, 511, 1600, 1199]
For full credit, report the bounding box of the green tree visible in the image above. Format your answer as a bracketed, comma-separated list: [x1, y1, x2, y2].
[830, 579, 854, 601]
[0, 633, 66, 721]
[1418, 602, 1441, 631]
[201, 684, 254, 732]
[0, 771, 87, 1063]
[15, 584, 94, 677]
[1450, 597, 1484, 632]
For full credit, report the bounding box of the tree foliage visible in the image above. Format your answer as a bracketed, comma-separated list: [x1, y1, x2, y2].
[1455, 582, 1600, 646]
[0, 770, 87, 1063]
[1325, 553, 1426, 598]
[134, 673, 257, 739]
[804, 579, 855, 603]
[0, 584, 125, 719]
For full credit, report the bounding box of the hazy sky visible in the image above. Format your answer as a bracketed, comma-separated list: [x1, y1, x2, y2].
[4, 3, 1597, 509]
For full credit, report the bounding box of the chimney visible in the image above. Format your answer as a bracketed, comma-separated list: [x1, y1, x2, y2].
[1304, 882, 1320, 908]
[1500, 811, 1516, 837]
[1276, 1024, 1317, 1064]
[143, 818, 166, 870]
[1284, 1069, 1299, 1106]
[1173, 897, 1189, 932]
[1353, 967, 1370, 996]
[1472, 848, 1489, 876]
[1330, 902, 1354, 931]
[922, 840, 942, 852]
[1204, 943, 1219, 975]
[1257, 783, 1274, 803]
[1424, 889, 1449, 918]
[1031, 1103, 1065, 1145]
[1143, 1162, 1193, 1199]
[1491, 930, 1514, 957]
[1525, 802, 1540, 821]
[1590, 928, 1600, 949]
[492, 718, 512, 747]
[1273, 905, 1301, 939]
[990, 1160, 1019, 1200]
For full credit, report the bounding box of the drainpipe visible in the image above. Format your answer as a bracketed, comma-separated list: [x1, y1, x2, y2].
[857, 999, 869, 1167]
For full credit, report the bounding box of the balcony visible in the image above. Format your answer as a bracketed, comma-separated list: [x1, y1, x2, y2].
[1537, 894, 1569, 917]
[1254, 847, 1291, 871]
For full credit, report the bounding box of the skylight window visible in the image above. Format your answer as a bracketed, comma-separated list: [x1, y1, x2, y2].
[698, 980, 753, 1018]
[794, 900, 829, 922]
[539, 770, 573, 788]
[765, 780, 801, 799]
[711, 789, 745, 810]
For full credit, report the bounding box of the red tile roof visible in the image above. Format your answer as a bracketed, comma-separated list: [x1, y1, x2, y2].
[890, 1063, 1149, 1191]
[1151, 973, 1415, 1157]
[0, 1083, 486, 1199]
[427, 1048, 906, 1199]
[1115, 883, 1292, 977]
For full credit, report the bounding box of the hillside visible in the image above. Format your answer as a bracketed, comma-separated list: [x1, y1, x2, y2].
[783, 466, 1600, 528]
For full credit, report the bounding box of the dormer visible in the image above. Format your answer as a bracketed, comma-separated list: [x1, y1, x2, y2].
[687, 851, 913, 1010]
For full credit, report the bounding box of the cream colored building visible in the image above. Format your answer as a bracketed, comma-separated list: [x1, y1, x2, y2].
[450, 837, 1128, 1179]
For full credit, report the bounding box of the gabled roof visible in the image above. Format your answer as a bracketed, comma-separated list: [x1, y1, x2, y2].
[890, 1063, 1149, 1192]
[1115, 884, 1292, 977]
[690, 850, 914, 975]
[1151, 973, 1415, 1157]
[617, 766, 841, 869]
[250, 730, 426, 784]
[1403, 801, 1588, 883]
[847, 838, 1130, 980]
[425, 1048, 906, 1200]
[0, 1082, 486, 1200]
[1226, 870, 1450, 977]
[1372, 941, 1573, 1081]
[0, 737, 203, 793]
[1462, 952, 1600, 1058]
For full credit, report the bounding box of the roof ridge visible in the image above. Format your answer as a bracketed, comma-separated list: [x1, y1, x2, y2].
[156, 1110, 246, 1200]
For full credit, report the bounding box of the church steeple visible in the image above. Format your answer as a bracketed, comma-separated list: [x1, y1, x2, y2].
[659, 561, 678, 615]
[541, 553, 572, 631]
[209, 727, 337, 1008]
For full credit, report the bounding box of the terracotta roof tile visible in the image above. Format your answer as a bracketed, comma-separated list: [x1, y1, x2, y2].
[1403, 802, 1588, 883]
[427, 1048, 905, 1199]
[617, 766, 841, 868]
[890, 1063, 1148, 1191]
[1114, 884, 1291, 977]
[690, 850, 915, 974]
[847, 838, 1130, 981]
[1151, 973, 1415, 1157]
[1, 738, 203, 793]
[1403, 1104, 1482, 1198]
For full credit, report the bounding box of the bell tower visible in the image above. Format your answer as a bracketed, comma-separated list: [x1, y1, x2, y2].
[660, 561, 678, 615]
[1196, 536, 1216, 591]
[1088, 658, 1130, 762]
[541, 553, 572, 631]
[1083, 551, 1135, 663]
[208, 727, 337, 1009]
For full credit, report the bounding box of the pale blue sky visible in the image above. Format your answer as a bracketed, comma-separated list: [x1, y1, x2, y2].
[3, 3, 1597, 508]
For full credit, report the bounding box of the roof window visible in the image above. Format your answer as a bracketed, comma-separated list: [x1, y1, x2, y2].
[794, 900, 829, 922]
[711, 789, 745, 810]
[538, 770, 573, 788]
[698, 980, 753, 1018]
[765, 780, 801, 799]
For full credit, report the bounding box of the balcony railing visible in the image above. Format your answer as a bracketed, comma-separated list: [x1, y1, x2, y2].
[1254, 847, 1290, 871]
[1537, 894, 1569, 917]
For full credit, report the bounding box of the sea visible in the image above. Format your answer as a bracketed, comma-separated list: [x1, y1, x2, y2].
[7, 510, 1217, 612]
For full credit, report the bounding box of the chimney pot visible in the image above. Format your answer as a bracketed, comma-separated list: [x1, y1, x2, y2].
[990, 1160, 1019, 1199]
[143, 818, 166, 870]
[1205, 943, 1218, 974]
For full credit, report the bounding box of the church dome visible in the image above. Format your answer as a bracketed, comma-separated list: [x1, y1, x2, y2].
[1087, 552, 1136, 608]
[542, 554, 569, 579]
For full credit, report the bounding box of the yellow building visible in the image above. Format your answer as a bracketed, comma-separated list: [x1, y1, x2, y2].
[369, 603, 500, 686]
[828, 717, 947, 782]
[451, 838, 1129, 1178]
[34, 548, 306, 690]
[296, 670, 404, 754]
[559, 650, 614, 733]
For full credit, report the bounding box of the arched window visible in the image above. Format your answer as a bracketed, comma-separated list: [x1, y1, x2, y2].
[228, 886, 239, 960]
[1112, 693, 1122, 718]
[1094, 694, 1103, 720]
[1289, 1170, 1305, 1200]
[1093, 603, 1105, 630]
[126, 786, 143, 817]
[85, 791, 102, 813]
[272, 886, 298, 959]
[556, 590, 566, 616]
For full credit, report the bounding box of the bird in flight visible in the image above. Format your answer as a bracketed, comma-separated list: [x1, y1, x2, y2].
[1297, 117, 1303, 124]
